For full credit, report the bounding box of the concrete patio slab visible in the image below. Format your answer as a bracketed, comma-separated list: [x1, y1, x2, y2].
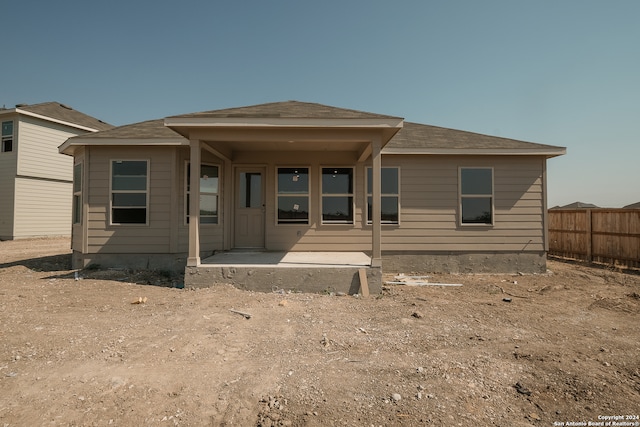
[186, 251, 381, 294]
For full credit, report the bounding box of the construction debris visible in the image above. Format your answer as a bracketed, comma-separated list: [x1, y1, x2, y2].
[385, 274, 462, 287]
[229, 308, 252, 319]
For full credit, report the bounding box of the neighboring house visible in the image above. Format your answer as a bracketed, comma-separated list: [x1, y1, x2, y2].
[59, 101, 565, 282]
[623, 202, 640, 209]
[552, 201, 600, 209]
[0, 102, 112, 240]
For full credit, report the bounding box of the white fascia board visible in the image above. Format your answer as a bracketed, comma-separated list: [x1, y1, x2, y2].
[58, 138, 188, 155]
[15, 108, 101, 132]
[0, 108, 17, 116]
[164, 116, 404, 129]
[382, 147, 567, 157]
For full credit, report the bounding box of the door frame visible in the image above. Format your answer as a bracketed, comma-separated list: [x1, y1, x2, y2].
[232, 165, 266, 249]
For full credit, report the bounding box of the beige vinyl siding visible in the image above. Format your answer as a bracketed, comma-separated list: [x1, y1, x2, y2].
[234, 152, 545, 253]
[13, 177, 72, 238]
[80, 145, 546, 257]
[85, 146, 177, 254]
[16, 116, 82, 181]
[382, 155, 544, 252]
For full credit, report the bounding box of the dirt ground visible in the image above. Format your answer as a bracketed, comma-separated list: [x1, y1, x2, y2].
[0, 238, 639, 427]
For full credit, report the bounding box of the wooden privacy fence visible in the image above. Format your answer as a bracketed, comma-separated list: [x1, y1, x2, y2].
[548, 209, 640, 269]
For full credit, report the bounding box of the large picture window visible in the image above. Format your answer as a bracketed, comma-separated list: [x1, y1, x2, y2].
[1, 121, 13, 153]
[111, 160, 148, 225]
[187, 163, 219, 224]
[73, 163, 82, 224]
[322, 167, 354, 224]
[460, 167, 493, 225]
[366, 167, 400, 224]
[277, 167, 309, 224]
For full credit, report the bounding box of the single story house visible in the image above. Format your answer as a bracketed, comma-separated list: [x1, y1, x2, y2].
[0, 102, 112, 240]
[59, 101, 565, 291]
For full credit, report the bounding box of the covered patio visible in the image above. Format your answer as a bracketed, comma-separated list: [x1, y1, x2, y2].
[164, 102, 403, 293]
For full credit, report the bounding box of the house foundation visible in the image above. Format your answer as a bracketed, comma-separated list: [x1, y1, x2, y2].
[382, 251, 548, 274]
[184, 251, 382, 294]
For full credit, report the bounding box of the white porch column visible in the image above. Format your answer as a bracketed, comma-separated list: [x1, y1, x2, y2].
[187, 139, 201, 266]
[371, 135, 382, 267]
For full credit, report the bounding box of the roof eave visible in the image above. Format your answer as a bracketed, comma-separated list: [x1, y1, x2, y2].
[58, 138, 189, 155]
[382, 147, 567, 157]
[165, 116, 403, 134]
[14, 108, 104, 132]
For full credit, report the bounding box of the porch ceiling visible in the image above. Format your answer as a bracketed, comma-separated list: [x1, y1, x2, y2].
[164, 118, 403, 160]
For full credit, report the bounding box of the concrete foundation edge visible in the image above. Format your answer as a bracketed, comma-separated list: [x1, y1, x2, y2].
[72, 251, 188, 273]
[185, 266, 383, 295]
[382, 251, 547, 274]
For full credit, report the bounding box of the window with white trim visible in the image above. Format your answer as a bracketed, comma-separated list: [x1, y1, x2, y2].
[111, 160, 148, 225]
[186, 163, 219, 224]
[277, 167, 309, 224]
[321, 167, 354, 224]
[73, 163, 82, 224]
[366, 167, 400, 224]
[1, 121, 13, 152]
[460, 167, 493, 225]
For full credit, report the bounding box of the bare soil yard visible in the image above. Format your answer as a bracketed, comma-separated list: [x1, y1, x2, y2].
[1, 238, 639, 426]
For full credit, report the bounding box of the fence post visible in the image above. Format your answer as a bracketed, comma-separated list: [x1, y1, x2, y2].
[586, 209, 592, 262]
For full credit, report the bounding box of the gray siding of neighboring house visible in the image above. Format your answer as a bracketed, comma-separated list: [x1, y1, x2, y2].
[17, 116, 77, 181]
[10, 117, 87, 238]
[13, 177, 72, 238]
[0, 116, 17, 239]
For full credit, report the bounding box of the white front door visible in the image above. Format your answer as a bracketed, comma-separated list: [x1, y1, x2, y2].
[234, 167, 265, 248]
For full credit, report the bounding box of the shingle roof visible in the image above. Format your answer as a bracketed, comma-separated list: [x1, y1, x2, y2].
[386, 122, 562, 151]
[17, 102, 113, 131]
[65, 101, 565, 155]
[76, 119, 180, 139]
[623, 202, 640, 209]
[167, 100, 402, 120]
[553, 202, 600, 209]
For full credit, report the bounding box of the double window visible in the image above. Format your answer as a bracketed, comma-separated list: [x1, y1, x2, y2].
[111, 160, 148, 225]
[366, 167, 400, 224]
[277, 167, 309, 224]
[321, 167, 354, 224]
[1, 121, 13, 152]
[186, 164, 219, 224]
[460, 167, 493, 225]
[73, 163, 82, 224]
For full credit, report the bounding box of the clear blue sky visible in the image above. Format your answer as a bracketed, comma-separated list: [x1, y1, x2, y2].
[3, 0, 639, 207]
